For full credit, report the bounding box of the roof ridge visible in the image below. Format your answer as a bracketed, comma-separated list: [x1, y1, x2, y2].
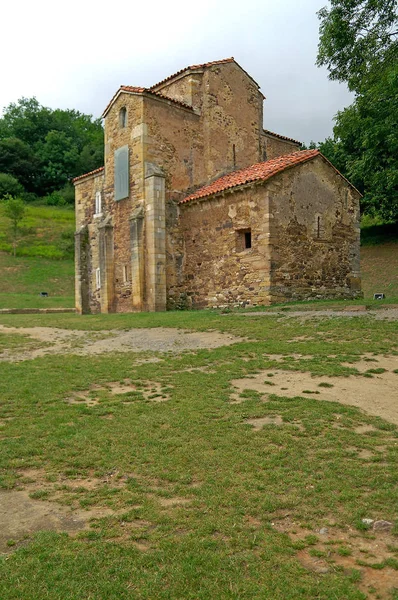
[72, 166, 104, 184]
[150, 58, 235, 90]
[102, 85, 195, 117]
[180, 150, 320, 203]
[263, 129, 302, 146]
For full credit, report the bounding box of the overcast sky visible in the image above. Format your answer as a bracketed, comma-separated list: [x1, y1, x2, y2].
[1, 0, 353, 144]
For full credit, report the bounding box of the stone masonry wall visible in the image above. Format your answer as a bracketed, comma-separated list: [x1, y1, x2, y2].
[261, 132, 301, 161]
[154, 72, 204, 110]
[143, 97, 202, 198]
[171, 186, 272, 308]
[267, 157, 362, 302]
[201, 63, 263, 182]
[171, 157, 361, 308]
[104, 94, 145, 312]
[74, 172, 104, 313]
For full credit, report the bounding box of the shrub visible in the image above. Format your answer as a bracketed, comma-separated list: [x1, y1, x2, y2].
[42, 191, 66, 206]
[58, 182, 75, 205]
[0, 173, 25, 200]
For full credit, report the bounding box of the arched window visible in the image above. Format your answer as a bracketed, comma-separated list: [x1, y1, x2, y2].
[119, 107, 127, 128]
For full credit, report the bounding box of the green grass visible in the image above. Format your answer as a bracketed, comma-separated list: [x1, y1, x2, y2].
[0, 311, 396, 598]
[0, 205, 75, 259]
[0, 253, 74, 309]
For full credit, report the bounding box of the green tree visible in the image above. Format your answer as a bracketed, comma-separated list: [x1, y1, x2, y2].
[0, 97, 104, 198]
[0, 138, 38, 191]
[2, 195, 26, 257]
[317, 0, 398, 221]
[0, 173, 25, 199]
[317, 0, 397, 92]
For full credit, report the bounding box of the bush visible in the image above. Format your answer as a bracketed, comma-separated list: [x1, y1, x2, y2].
[42, 191, 67, 206]
[58, 182, 75, 205]
[0, 173, 25, 200]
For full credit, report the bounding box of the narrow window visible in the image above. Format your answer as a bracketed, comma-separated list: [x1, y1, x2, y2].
[236, 228, 252, 252]
[95, 267, 101, 290]
[119, 107, 127, 128]
[95, 191, 102, 215]
[114, 145, 129, 201]
[123, 264, 129, 283]
[232, 144, 236, 169]
[317, 216, 321, 239]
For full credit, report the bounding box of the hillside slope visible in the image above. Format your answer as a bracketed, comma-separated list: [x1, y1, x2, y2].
[361, 242, 398, 300]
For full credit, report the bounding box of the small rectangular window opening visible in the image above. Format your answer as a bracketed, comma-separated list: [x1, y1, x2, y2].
[95, 267, 101, 290]
[317, 216, 321, 239]
[123, 264, 129, 283]
[236, 228, 252, 252]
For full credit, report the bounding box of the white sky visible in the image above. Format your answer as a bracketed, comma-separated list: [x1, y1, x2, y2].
[1, 0, 352, 144]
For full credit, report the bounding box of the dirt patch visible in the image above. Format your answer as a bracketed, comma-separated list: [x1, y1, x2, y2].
[272, 519, 398, 598]
[158, 497, 192, 507]
[0, 325, 244, 361]
[0, 490, 115, 553]
[245, 415, 284, 430]
[66, 379, 173, 406]
[231, 356, 398, 426]
[239, 308, 398, 321]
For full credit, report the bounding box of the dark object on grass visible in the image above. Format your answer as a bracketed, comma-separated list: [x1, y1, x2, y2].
[39, 292, 49, 297]
[373, 293, 385, 300]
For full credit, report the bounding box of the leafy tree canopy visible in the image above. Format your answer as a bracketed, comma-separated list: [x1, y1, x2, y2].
[317, 0, 398, 221]
[0, 98, 104, 200]
[317, 0, 398, 92]
[0, 173, 25, 200]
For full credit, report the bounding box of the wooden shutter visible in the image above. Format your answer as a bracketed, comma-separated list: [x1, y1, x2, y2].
[114, 146, 129, 201]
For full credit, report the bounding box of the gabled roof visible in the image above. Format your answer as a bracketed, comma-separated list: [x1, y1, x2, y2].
[150, 57, 235, 89]
[150, 57, 265, 98]
[72, 166, 104, 184]
[263, 129, 302, 146]
[102, 58, 265, 117]
[180, 150, 361, 204]
[102, 86, 195, 118]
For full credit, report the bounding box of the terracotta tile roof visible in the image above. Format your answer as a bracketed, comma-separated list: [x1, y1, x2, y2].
[263, 129, 302, 146]
[180, 150, 320, 203]
[150, 58, 235, 89]
[102, 86, 195, 117]
[72, 166, 104, 184]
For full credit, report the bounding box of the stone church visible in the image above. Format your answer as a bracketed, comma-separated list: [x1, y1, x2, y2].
[73, 58, 362, 313]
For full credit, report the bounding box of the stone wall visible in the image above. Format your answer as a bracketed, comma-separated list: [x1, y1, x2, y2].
[153, 72, 203, 110]
[143, 96, 202, 198]
[170, 186, 272, 308]
[103, 94, 145, 313]
[261, 132, 301, 161]
[171, 156, 361, 308]
[201, 62, 263, 181]
[74, 171, 104, 313]
[267, 157, 362, 301]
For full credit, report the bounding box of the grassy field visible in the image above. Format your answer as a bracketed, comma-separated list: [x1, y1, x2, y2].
[0, 205, 75, 260]
[0, 205, 75, 308]
[0, 309, 397, 599]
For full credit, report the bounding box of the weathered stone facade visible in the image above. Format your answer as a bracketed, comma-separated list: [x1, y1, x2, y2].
[74, 58, 362, 313]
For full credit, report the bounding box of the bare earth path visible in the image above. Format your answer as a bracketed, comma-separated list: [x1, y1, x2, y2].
[0, 325, 243, 361]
